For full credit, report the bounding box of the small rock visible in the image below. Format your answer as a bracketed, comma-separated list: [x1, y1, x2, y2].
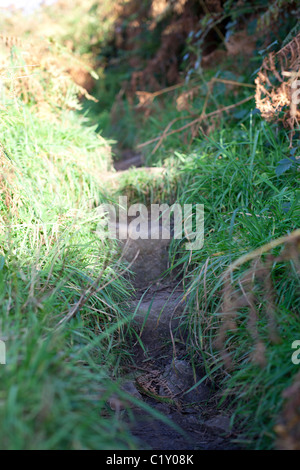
[121, 380, 143, 401]
[184, 415, 200, 425]
[161, 359, 211, 404]
[131, 289, 186, 346]
[117, 212, 170, 288]
[153, 403, 172, 414]
[109, 380, 143, 411]
[204, 415, 231, 433]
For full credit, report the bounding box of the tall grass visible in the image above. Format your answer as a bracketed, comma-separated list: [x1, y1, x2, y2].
[83, 33, 300, 446]
[0, 263, 134, 450]
[167, 113, 300, 449]
[0, 41, 137, 449]
[1, 0, 299, 450]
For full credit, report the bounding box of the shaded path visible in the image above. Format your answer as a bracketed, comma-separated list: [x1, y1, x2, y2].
[110, 152, 238, 450]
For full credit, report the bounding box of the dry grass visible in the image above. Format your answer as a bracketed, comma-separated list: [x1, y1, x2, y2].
[217, 229, 300, 368]
[255, 32, 300, 145]
[0, 35, 97, 120]
[0, 144, 19, 218]
[276, 371, 300, 450]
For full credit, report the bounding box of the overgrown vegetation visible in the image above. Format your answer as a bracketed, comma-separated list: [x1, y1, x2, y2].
[170, 118, 299, 449]
[0, 14, 138, 450]
[0, 0, 299, 450]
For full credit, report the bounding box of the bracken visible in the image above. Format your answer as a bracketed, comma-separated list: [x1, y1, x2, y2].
[255, 33, 300, 145]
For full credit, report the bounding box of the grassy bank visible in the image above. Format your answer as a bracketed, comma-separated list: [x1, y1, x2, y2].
[0, 34, 138, 449]
[170, 115, 299, 449]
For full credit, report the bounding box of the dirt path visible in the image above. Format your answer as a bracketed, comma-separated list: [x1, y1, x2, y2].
[111, 153, 238, 450]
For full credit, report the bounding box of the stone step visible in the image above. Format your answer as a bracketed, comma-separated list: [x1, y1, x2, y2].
[102, 166, 166, 190]
[130, 287, 186, 347]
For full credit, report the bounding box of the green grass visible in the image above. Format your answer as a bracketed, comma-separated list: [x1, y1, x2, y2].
[1, 0, 299, 450]
[0, 82, 139, 449]
[85, 49, 300, 447]
[89, 56, 300, 448]
[165, 113, 300, 449]
[0, 266, 134, 450]
[109, 72, 299, 448]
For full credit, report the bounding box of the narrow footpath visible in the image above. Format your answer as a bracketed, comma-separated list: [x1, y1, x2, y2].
[109, 153, 238, 450]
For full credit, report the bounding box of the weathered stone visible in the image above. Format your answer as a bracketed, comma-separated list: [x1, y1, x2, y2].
[120, 236, 170, 287]
[130, 289, 186, 347]
[114, 152, 143, 171]
[118, 215, 171, 287]
[153, 403, 172, 414]
[204, 415, 231, 433]
[109, 380, 142, 411]
[121, 380, 143, 400]
[160, 359, 211, 404]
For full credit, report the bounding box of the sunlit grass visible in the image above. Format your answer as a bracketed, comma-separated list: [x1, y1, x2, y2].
[0, 64, 137, 449]
[166, 115, 299, 449]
